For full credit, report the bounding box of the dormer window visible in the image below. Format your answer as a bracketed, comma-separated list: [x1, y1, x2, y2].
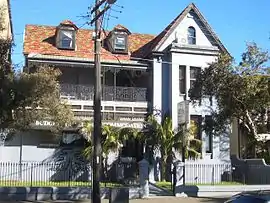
[106, 24, 131, 54]
[114, 35, 126, 50]
[56, 20, 78, 50]
[59, 30, 75, 49]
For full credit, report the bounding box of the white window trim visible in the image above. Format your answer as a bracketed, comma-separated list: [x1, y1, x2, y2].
[58, 29, 76, 50]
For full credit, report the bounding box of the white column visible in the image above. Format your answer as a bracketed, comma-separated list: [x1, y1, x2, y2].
[153, 58, 162, 121]
[201, 131, 207, 159]
[171, 53, 179, 129]
[212, 135, 220, 159]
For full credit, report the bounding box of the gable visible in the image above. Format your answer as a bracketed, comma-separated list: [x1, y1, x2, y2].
[153, 3, 229, 55]
[158, 10, 212, 51]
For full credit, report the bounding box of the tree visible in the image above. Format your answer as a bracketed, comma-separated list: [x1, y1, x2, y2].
[0, 40, 74, 135]
[182, 120, 203, 159]
[143, 114, 202, 181]
[189, 43, 270, 158]
[82, 122, 121, 179]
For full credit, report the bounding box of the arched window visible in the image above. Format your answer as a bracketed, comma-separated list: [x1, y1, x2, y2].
[187, 26, 196, 45]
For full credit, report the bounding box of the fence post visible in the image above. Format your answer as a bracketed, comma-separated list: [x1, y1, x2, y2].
[30, 163, 33, 187]
[211, 165, 214, 185]
[173, 160, 187, 197]
[138, 159, 149, 198]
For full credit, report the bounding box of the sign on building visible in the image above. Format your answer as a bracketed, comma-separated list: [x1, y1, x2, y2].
[178, 100, 189, 125]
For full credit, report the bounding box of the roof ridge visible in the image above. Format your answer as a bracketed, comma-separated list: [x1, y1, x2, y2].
[25, 24, 156, 36]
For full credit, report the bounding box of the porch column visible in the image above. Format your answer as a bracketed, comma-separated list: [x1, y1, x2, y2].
[171, 53, 180, 129]
[153, 58, 162, 121]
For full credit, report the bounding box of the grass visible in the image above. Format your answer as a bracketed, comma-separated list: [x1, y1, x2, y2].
[155, 181, 244, 191]
[0, 180, 243, 188]
[0, 181, 123, 187]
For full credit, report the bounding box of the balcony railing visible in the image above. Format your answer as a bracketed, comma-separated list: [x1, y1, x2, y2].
[60, 84, 148, 102]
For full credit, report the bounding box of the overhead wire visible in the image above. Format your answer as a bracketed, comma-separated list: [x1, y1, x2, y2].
[12, 5, 229, 119]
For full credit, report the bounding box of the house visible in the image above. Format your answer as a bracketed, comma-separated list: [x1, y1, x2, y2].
[2, 3, 230, 166]
[0, 0, 12, 40]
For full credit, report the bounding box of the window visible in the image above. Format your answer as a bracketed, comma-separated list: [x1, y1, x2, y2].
[190, 115, 202, 140]
[179, 65, 186, 94]
[205, 115, 213, 154]
[114, 35, 126, 50]
[59, 30, 75, 49]
[187, 26, 196, 45]
[190, 66, 201, 89]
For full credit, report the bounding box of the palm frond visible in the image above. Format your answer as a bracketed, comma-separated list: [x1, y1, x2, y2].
[83, 144, 93, 160]
[186, 147, 201, 159]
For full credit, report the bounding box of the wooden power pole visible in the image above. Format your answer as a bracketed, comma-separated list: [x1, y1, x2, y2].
[90, 1, 117, 202]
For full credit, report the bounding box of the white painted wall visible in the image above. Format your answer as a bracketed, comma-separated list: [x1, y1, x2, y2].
[0, 0, 12, 40]
[151, 9, 230, 161]
[159, 12, 213, 51]
[152, 58, 162, 118]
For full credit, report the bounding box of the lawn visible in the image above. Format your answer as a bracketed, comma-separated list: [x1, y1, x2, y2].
[0, 180, 243, 188]
[155, 181, 244, 191]
[0, 181, 123, 187]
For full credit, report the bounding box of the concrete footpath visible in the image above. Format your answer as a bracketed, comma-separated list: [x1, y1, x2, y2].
[0, 196, 228, 203]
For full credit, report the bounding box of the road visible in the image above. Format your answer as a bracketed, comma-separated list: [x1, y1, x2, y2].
[0, 196, 228, 203]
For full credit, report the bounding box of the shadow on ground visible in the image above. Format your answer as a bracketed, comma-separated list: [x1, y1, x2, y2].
[197, 197, 228, 203]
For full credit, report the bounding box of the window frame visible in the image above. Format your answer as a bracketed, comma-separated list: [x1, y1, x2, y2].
[58, 29, 76, 50]
[205, 115, 213, 154]
[190, 66, 201, 90]
[190, 115, 202, 140]
[187, 26, 196, 45]
[114, 35, 126, 50]
[179, 65, 186, 95]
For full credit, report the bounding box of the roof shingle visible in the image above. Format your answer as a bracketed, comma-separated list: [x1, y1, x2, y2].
[23, 23, 156, 61]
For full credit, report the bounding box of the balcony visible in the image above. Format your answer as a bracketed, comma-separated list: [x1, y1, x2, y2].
[60, 84, 148, 102]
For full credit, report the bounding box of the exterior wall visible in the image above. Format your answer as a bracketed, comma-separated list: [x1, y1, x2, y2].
[152, 58, 162, 118]
[161, 54, 171, 117]
[1, 131, 56, 162]
[0, 0, 12, 40]
[151, 9, 230, 162]
[159, 12, 213, 51]
[0, 130, 119, 165]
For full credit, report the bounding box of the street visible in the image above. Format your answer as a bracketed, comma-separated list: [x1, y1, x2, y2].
[0, 197, 228, 203]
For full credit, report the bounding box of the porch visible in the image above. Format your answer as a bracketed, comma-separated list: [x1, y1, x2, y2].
[59, 66, 150, 103]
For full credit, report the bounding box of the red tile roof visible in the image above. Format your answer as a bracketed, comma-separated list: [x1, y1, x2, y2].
[58, 20, 78, 30]
[23, 22, 156, 62]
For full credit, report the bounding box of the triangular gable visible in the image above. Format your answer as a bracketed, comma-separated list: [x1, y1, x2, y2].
[150, 3, 229, 55]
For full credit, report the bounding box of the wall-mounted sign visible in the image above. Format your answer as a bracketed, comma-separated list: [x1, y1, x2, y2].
[178, 100, 189, 124]
[103, 121, 143, 129]
[35, 120, 55, 126]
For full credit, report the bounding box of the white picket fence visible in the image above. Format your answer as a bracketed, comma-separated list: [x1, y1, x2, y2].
[185, 162, 232, 184]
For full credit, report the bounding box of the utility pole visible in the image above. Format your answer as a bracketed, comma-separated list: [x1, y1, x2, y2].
[92, 0, 102, 202]
[90, 1, 117, 203]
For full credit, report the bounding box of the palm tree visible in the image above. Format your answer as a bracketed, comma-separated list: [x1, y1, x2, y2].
[143, 114, 174, 181]
[81, 122, 121, 179]
[81, 121, 93, 161]
[183, 120, 203, 159]
[143, 114, 202, 181]
[101, 124, 121, 179]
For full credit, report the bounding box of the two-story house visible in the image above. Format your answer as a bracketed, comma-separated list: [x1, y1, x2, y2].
[2, 3, 230, 164]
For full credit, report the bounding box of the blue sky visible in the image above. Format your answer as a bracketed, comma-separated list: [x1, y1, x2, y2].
[11, 0, 270, 67]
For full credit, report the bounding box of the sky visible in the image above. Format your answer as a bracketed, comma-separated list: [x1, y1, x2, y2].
[10, 0, 270, 68]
